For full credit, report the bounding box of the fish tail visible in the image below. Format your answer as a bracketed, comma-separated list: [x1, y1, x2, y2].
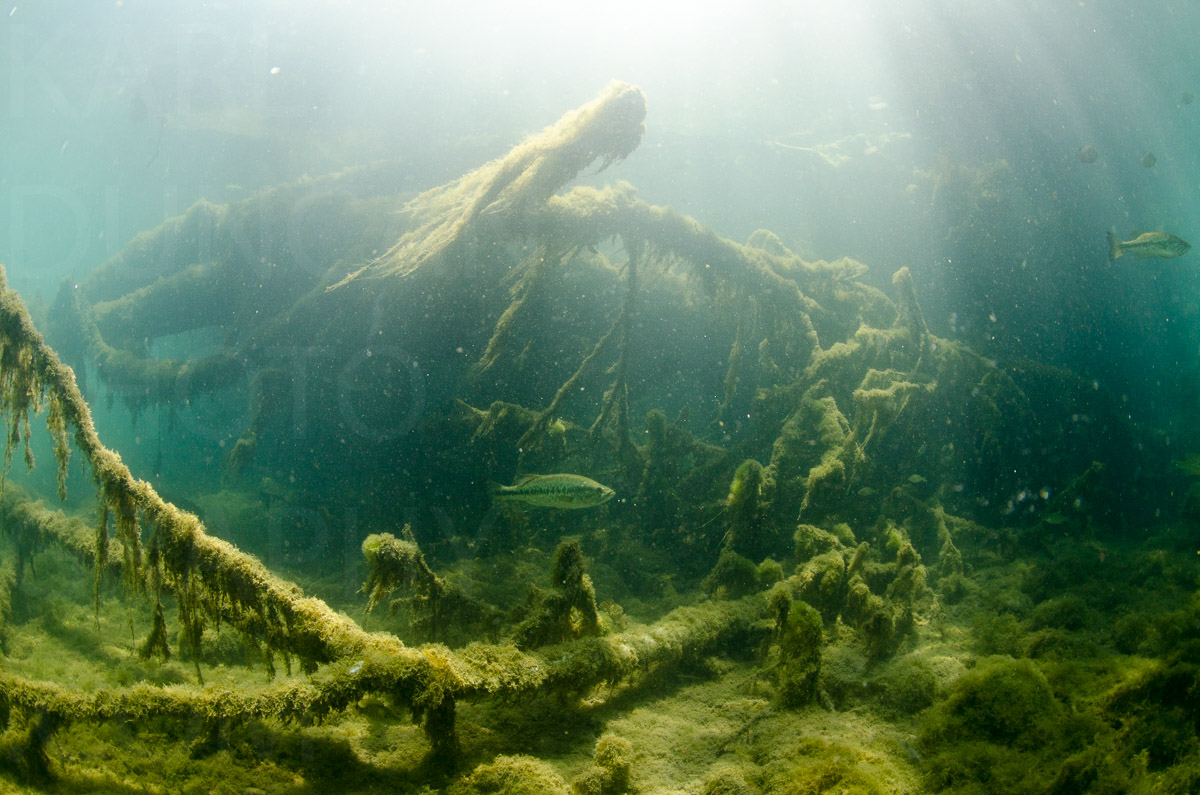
[1107, 231, 1122, 262]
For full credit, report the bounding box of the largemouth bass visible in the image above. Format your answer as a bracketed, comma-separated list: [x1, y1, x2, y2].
[1107, 230, 1191, 262]
[493, 474, 615, 509]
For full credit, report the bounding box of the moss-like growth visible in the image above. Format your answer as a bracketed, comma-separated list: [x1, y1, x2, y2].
[876, 654, 940, 717]
[512, 539, 601, 650]
[971, 611, 1024, 657]
[919, 657, 1079, 793]
[845, 540, 870, 577]
[1111, 612, 1150, 654]
[635, 408, 681, 531]
[759, 735, 892, 794]
[701, 764, 758, 795]
[724, 458, 775, 562]
[756, 558, 784, 588]
[776, 597, 823, 708]
[571, 734, 634, 795]
[768, 387, 861, 525]
[861, 604, 898, 661]
[1048, 748, 1133, 795]
[766, 582, 823, 706]
[881, 522, 904, 557]
[795, 550, 847, 622]
[450, 754, 573, 795]
[830, 522, 857, 547]
[1031, 593, 1089, 631]
[0, 555, 13, 648]
[937, 571, 974, 605]
[767, 581, 791, 629]
[0, 710, 59, 784]
[361, 529, 487, 640]
[922, 656, 1062, 750]
[704, 550, 761, 599]
[223, 367, 287, 485]
[1103, 658, 1200, 772]
[840, 574, 881, 630]
[0, 74, 1163, 789]
[794, 523, 841, 562]
[886, 542, 928, 609]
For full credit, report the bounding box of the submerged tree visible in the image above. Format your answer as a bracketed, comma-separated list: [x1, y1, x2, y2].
[0, 81, 1154, 790]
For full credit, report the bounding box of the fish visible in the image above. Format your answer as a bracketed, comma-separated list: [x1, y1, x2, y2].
[1076, 144, 1099, 164]
[492, 473, 615, 509]
[1140, 151, 1157, 168]
[1107, 231, 1191, 262]
[1182, 92, 1195, 106]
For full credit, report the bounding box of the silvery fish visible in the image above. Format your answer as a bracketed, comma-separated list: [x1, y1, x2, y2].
[493, 474, 615, 509]
[1107, 231, 1191, 262]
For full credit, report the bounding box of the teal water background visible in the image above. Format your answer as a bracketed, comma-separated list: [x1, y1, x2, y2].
[3, 0, 1200, 497]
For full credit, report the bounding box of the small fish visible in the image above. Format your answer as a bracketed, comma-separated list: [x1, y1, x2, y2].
[1107, 230, 1191, 262]
[1140, 151, 1157, 168]
[349, 660, 364, 675]
[1182, 92, 1195, 106]
[1076, 144, 1099, 164]
[493, 473, 615, 509]
[908, 474, 927, 484]
[1042, 513, 1068, 525]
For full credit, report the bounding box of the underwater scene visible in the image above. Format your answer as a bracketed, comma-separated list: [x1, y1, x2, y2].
[4, 1, 1200, 792]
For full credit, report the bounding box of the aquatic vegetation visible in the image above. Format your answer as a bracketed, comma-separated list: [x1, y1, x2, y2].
[795, 550, 848, 623]
[703, 550, 761, 599]
[925, 656, 1062, 749]
[770, 587, 823, 707]
[723, 458, 773, 561]
[700, 764, 757, 795]
[0, 552, 13, 649]
[918, 656, 1084, 792]
[448, 754, 573, 795]
[512, 539, 601, 649]
[362, 530, 492, 641]
[571, 734, 634, 795]
[0, 82, 1190, 792]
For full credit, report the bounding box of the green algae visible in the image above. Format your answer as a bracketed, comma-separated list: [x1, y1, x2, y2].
[703, 550, 761, 599]
[512, 539, 601, 650]
[773, 594, 823, 708]
[570, 734, 634, 795]
[449, 754, 573, 795]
